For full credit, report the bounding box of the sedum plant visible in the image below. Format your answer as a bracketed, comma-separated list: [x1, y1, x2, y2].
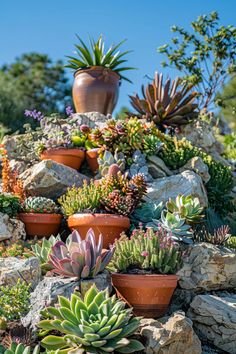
[166, 194, 204, 223]
[22, 196, 60, 214]
[31, 235, 61, 273]
[160, 211, 193, 243]
[108, 227, 181, 274]
[0, 193, 21, 217]
[66, 35, 135, 82]
[3, 344, 40, 354]
[129, 71, 198, 131]
[48, 229, 114, 279]
[38, 285, 144, 353]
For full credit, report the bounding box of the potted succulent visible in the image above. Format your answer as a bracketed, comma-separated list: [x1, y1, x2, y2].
[58, 168, 147, 248]
[108, 227, 181, 318]
[66, 35, 135, 115]
[19, 196, 62, 238]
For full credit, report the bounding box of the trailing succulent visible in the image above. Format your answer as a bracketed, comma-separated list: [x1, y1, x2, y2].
[129, 71, 198, 131]
[0, 193, 21, 217]
[108, 227, 181, 274]
[48, 229, 114, 278]
[22, 197, 60, 214]
[38, 285, 144, 353]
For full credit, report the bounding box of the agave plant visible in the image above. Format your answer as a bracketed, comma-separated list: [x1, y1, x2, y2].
[160, 211, 193, 243]
[166, 194, 204, 223]
[129, 71, 198, 130]
[31, 235, 61, 273]
[66, 35, 135, 82]
[3, 344, 40, 354]
[38, 285, 144, 354]
[48, 229, 114, 279]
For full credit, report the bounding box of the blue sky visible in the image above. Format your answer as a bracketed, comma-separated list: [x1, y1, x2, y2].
[0, 0, 235, 113]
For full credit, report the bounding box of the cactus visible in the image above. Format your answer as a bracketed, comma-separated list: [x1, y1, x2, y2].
[97, 150, 126, 177]
[38, 285, 144, 353]
[166, 194, 204, 223]
[160, 211, 193, 243]
[22, 196, 59, 214]
[3, 344, 40, 354]
[31, 235, 61, 273]
[48, 229, 114, 279]
[108, 227, 181, 274]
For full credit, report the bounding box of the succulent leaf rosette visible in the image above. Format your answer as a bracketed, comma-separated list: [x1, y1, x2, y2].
[22, 196, 60, 214]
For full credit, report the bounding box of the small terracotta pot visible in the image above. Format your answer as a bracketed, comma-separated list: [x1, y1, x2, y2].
[68, 213, 130, 248]
[72, 66, 120, 115]
[86, 149, 99, 174]
[112, 273, 178, 318]
[41, 148, 85, 170]
[19, 213, 62, 238]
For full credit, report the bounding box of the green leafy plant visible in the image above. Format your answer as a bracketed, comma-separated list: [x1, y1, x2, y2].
[193, 225, 231, 245]
[0, 240, 32, 258]
[129, 71, 198, 130]
[226, 236, 236, 250]
[0, 279, 31, 321]
[38, 285, 144, 353]
[166, 194, 204, 223]
[0, 193, 21, 217]
[48, 229, 114, 278]
[66, 35, 135, 82]
[22, 196, 60, 214]
[108, 227, 181, 274]
[31, 235, 61, 273]
[158, 12, 236, 110]
[3, 344, 40, 354]
[160, 211, 193, 242]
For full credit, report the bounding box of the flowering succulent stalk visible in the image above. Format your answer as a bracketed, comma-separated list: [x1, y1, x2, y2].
[48, 229, 115, 279]
[22, 197, 59, 214]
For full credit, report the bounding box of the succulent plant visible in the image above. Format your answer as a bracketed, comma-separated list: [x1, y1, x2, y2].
[31, 235, 61, 273]
[22, 196, 59, 214]
[97, 150, 126, 177]
[166, 194, 204, 223]
[193, 225, 231, 245]
[131, 201, 164, 227]
[0, 193, 21, 217]
[48, 229, 114, 279]
[160, 211, 193, 243]
[128, 150, 153, 182]
[38, 285, 144, 353]
[108, 227, 181, 274]
[129, 71, 198, 130]
[3, 344, 40, 354]
[226, 236, 236, 250]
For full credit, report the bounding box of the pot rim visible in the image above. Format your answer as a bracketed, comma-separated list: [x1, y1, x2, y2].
[111, 272, 178, 280]
[19, 212, 62, 218]
[68, 213, 130, 219]
[41, 148, 85, 158]
[74, 66, 120, 80]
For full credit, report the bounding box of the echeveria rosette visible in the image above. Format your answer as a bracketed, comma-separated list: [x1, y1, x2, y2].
[48, 229, 115, 279]
[22, 196, 59, 214]
[38, 285, 144, 354]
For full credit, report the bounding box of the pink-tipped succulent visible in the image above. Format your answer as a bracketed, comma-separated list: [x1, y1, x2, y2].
[48, 229, 115, 279]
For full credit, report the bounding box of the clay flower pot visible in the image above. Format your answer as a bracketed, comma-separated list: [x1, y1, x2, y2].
[86, 148, 99, 174]
[68, 213, 130, 249]
[72, 66, 120, 115]
[111, 273, 178, 318]
[41, 148, 85, 170]
[19, 213, 62, 238]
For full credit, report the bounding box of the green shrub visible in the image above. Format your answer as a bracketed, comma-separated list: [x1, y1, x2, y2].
[0, 193, 21, 217]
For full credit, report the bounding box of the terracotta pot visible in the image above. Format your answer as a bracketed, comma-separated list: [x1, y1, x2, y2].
[41, 148, 85, 170]
[72, 66, 120, 115]
[68, 213, 130, 248]
[86, 149, 99, 174]
[112, 273, 178, 318]
[19, 213, 62, 238]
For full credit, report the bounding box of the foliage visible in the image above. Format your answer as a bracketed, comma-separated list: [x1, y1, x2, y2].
[22, 197, 60, 214]
[66, 34, 135, 83]
[166, 194, 204, 223]
[0, 124, 9, 144]
[203, 208, 226, 235]
[0, 193, 21, 217]
[0, 240, 31, 258]
[3, 344, 40, 354]
[0, 279, 31, 321]
[48, 229, 114, 278]
[193, 225, 231, 245]
[158, 12, 236, 110]
[226, 236, 236, 250]
[31, 235, 61, 273]
[130, 201, 164, 227]
[217, 77, 236, 131]
[0, 53, 71, 132]
[160, 211, 193, 242]
[129, 71, 198, 131]
[108, 227, 181, 274]
[97, 150, 126, 177]
[38, 285, 144, 353]
[2, 158, 26, 202]
[220, 133, 236, 160]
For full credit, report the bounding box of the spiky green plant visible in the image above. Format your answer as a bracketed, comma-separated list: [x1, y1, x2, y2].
[48, 229, 114, 279]
[193, 225, 231, 245]
[108, 227, 181, 274]
[160, 211, 193, 243]
[166, 194, 204, 223]
[22, 197, 59, 214]
[129, 71, 198, 130]
[38, 285, 144, 353]
[66, 35, 135, 82]
[3, 344, 40, 354]
[31, 235, 61, 273]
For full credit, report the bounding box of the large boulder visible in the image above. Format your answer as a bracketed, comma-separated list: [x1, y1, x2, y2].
[22, 271, 112, 330]
[0, 257, 41, 288]
[140, 311, 202, 354]
[20, 160, 89, 199]
[145, 170, 208, 207]
[177, 243, 236, 292]
[179, 157, 211, 183]
[188, 294, 236, 354]
[0, 213, 26, 242]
